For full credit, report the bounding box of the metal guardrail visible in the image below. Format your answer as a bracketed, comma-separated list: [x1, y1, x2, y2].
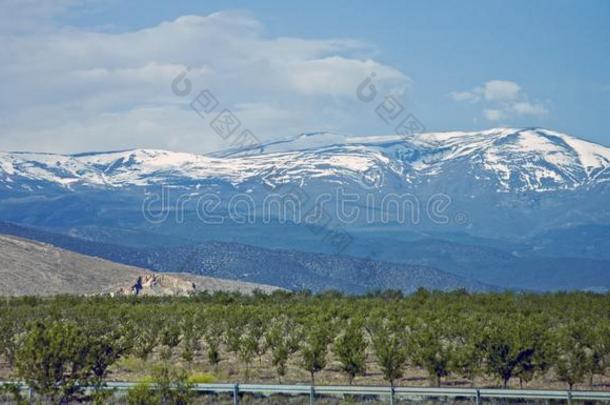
[106, 382, 610, 404]
[4, 381, 610, 404]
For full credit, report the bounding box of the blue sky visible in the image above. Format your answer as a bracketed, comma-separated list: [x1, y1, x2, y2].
[2, 0, 610, 152]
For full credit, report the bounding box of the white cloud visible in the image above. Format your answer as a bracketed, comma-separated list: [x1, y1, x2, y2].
[482, 80, 521, 102]
[451, 80, 548, 122]
[449, 90, 480, 103]
[0, 9, 410, 153]
[511, 101, 548, 116]
[285, 56, 407, 97]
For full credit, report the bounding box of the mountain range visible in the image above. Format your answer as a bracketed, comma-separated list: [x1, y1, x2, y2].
[1, 127, 609, 292]
[2, 127, 609, 192]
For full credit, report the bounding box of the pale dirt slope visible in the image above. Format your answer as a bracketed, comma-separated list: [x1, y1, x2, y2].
[0, 234, 281, 296]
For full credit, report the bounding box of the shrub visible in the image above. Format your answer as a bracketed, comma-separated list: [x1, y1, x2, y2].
[126, 383, 160, 405]
[187, 372, 217, 384]
[153, 364, 194, 405]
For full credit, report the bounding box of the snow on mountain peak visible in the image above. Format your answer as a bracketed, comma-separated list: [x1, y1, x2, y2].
[402, 127, 610, 191]
[0, 128, 609, 192]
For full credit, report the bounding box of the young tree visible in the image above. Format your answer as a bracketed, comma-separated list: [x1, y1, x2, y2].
[447, 317, 482, 385]
[249, 315, 269, 365]
[204, 330, 222, 371]
[513, 325, 553, 389]
[181, 313, 199, 363]
[199, 310, 223, 371]
[300, 320, 331, 385]
[267, 316, 302, 382]
[85, 320, 134, 393]
[224, 310, 248, 355]
[480, 316, 545, 388]
[160, 320, 182, 361]
[410, 320, 451, 387]
[15, 321, 90, 403]
[131, 316, 161, 361]
[368, 318, 408, 388]
[450, 342, 482, 386]
[333, 321, 367, 384]
[555, 322, 589, 390]
[581, 320, 610, 388]
[238, 331, 259, 381]
[272, 343, 289, 382]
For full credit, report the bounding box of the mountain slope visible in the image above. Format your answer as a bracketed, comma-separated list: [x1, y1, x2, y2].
[0, 233, 281, 296]
[133, 241, 494, 293]
[0, 222, 492, 293]
[366, 238, 610, 292]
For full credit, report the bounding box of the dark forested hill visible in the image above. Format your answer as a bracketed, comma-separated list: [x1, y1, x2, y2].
[0, 221, 491, 293]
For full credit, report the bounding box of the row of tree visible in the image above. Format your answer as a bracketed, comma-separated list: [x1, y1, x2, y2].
[0, 289, 609, 403]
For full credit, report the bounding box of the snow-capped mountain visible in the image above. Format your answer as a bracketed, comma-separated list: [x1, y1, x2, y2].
[1, 128, 609, 193]
[1, 128, 610, 292]
[1, 127, 610, 241]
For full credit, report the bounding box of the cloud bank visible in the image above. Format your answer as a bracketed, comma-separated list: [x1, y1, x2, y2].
[450, 80, 548, 122]
[0, 6, 409, 153]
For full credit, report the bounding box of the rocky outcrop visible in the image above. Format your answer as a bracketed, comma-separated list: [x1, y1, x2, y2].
[115, 273, 199, 296]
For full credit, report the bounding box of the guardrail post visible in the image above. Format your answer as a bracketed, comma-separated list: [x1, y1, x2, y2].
[309, 385, 315, 405]
[475, 389, 480, 405]
[233, 383, 239, 405]
[567, 390, 572, 405]
[389, 386, 395, 405]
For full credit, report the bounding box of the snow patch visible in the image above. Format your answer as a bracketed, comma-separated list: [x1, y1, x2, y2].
[1, 128, 609, 193]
